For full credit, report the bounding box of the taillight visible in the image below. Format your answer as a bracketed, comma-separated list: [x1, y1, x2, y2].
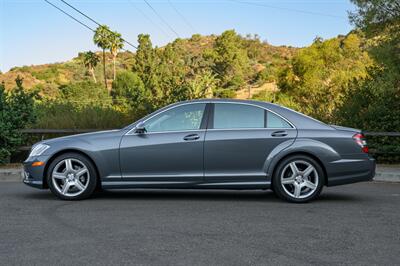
[353, 133, 369, 153]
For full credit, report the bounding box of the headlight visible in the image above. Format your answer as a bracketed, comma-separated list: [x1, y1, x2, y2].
[29, 144, 50, 157]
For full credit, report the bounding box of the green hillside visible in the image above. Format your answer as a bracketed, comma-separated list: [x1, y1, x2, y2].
[0, 33, 296, 99]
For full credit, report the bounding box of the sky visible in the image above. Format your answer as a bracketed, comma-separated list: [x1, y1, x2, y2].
[0, 0, 356, 72]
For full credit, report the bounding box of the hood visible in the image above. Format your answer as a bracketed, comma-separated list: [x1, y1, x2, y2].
[42, 129, 122, 144]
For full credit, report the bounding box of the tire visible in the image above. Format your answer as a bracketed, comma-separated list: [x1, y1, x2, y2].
[47, 152, 98, 200]
[272, 155, 324, 203]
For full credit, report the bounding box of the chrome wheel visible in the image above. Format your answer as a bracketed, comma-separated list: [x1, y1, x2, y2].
[280, 160, 319, 199]
[51, 158, 90, 197]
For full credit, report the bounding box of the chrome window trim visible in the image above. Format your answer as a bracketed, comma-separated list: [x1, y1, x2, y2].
[206, 127, 295, 131]
[131, 129, 206, 135]
[125, 101, 296, 135]
[126, 102, 209, 135]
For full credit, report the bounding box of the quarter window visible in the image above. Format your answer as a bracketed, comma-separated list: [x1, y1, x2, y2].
[267, 111, 292, 128]
[145, 103, 206, 132]
[213, 103, 265, 129]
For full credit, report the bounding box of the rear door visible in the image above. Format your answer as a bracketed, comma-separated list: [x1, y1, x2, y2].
[204, 102, 297, 182]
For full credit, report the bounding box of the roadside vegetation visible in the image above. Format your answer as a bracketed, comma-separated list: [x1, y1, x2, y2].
[0, 0, 399, 163]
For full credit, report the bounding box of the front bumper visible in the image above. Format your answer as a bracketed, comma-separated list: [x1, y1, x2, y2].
[22, 155, 51, 189]
[327, 157, 376, 186]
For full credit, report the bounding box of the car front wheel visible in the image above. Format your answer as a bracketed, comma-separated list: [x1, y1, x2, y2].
[272, 155, 324, 203]
[47, 153, 97, 200]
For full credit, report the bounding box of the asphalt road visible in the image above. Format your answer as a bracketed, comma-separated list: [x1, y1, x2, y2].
[0, 182, 399, 266]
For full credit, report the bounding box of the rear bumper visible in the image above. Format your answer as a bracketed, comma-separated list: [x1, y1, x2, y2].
[326, 157, 376, 186]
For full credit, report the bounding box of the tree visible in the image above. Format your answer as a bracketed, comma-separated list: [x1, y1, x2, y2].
[185, 70, 216, 99]
[82, 51, 99, 83]
[344, 1, 400, 130]
[206, 30, 251, 91]
[277, 33, 372, 122]
[109, 31, 124, 80]
[0, 77, 37, 164]
[93, 25, 112, 89]
[338, 0, 400, 161]
[349, 0, 400, 37]
[132, 34, 163, 109]
[111, 70, 150, 114]
[132, 34, 220, 107]
[133, 34, 157, 88]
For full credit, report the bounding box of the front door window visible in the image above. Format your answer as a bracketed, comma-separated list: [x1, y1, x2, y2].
[145, 103, 206, 133]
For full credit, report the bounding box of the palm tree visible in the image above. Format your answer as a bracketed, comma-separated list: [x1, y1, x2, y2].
[109, 31, 124, 81]
[93, 25, 112, 88]
[82, 51, 99, 83]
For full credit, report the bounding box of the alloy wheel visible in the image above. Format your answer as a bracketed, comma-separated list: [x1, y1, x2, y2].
[51, 158, 90, 197]
[280, 160, 319, 199]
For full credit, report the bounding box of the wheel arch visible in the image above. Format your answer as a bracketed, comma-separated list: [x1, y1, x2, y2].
[269, 151, 328, 186]
[43, 149, 101, 189]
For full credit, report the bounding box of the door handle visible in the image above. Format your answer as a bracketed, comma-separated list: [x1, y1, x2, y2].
[271, 130, 288, 137]
[183, 134, 200, 141]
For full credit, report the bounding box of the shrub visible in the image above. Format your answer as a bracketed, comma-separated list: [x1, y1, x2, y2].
[34, 101, 134, 129]
[111, 71, 151, 116]
[0, 77, 37, 164]
[59, 80, 112, 106]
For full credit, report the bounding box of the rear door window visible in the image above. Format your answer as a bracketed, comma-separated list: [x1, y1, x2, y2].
[213, 103, 265, 129]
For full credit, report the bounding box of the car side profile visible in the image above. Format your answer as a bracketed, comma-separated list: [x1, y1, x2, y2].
[23, 99, 375, 203]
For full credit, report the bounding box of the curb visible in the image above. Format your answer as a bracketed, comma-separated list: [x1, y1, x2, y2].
[1, 166, 399, 183]
[374, 172, 400, 183]
[0, 169, 22, 182]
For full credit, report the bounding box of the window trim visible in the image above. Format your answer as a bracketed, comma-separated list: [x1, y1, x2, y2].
[126, 102, 209, 135]
[209, 102, 295, 130]
[126, 101, 295, 135]
[266, 109, 293, 129]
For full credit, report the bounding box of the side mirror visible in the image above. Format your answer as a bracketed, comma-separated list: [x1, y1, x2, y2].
[134, 122, 147, 134]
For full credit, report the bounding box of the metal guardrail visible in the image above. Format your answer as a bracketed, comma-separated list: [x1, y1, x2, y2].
[20, 129, 108, 134]
[19, 129, 112, 151]
[364, 132, 400, 137]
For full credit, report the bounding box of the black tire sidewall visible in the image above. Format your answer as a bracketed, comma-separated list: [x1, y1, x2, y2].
[47, 153, 97, 200]
[272, 155, 324, 203]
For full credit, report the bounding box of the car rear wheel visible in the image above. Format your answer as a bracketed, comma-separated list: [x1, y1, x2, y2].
[272, 155, 324, 203]
[47, 153, 97, 200]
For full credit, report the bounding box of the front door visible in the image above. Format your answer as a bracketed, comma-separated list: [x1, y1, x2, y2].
[119, 103, 208, 183]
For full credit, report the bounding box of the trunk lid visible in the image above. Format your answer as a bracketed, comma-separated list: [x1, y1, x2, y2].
[330, 124, 361, 133]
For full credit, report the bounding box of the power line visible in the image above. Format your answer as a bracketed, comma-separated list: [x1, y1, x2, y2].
[167, 0, 197, 33]
[44, 0, 95, 32]
[60, 0, 101, 27]
[228, 0, 345, 19]
[129, 0, 172, 39]
[143, 0, 181, 38]
[60, 0, 138, 49]
[44, 0, 130, 52]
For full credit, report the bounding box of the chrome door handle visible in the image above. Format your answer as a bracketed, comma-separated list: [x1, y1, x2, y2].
[271, 130, 288, 137]
[183, 134, 200, 141]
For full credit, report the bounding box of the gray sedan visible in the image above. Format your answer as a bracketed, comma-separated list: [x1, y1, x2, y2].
[23, 99, 375, 203]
